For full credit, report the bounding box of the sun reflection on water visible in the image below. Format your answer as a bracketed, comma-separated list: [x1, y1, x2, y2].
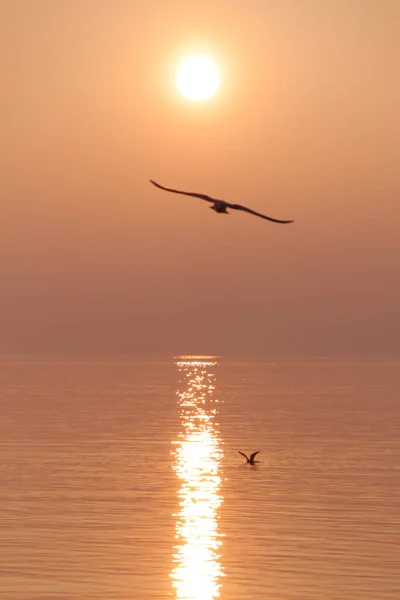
[171, 357, 224, 599]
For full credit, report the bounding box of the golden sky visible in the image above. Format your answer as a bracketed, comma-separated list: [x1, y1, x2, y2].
[1, 1, 399, 355]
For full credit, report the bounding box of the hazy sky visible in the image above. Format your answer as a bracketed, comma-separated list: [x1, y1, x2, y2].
[1, 1, 399, 356]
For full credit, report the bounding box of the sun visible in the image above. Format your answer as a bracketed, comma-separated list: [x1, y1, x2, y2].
[176, 55, 220, 101]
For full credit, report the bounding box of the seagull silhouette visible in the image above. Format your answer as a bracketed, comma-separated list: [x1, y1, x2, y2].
[149, 180, 294, 224]
[238, 451, 261, 465]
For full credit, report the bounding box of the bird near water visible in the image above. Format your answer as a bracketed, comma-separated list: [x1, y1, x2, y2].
[149, 180, 294, 224]
[238, 451, 261, 465]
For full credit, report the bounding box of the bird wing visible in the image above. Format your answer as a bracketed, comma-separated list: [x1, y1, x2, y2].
[238, 451, 249, 461]
[250, 451, 260, 462]
[227, 203, 294, 224]
[150, 180, 215, 203]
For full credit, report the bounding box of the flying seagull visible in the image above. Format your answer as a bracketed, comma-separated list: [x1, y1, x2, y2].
[238, 451, 261, 465]
[149, 180, 294, 223]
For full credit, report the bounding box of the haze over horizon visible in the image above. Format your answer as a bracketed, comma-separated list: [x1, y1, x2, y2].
[1, 1, 399, 357]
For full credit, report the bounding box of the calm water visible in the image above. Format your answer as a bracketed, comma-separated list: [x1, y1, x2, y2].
[1, 356, 399, 599]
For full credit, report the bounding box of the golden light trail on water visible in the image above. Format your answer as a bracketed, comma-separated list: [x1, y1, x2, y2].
[171, 357, 224, 599]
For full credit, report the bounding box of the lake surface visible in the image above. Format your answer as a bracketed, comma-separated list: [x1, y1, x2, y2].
[1, 356, 399, 599]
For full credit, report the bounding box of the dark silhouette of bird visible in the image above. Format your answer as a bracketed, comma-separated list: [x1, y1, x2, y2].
[149, 180, 294, 224]
[238, 451, 261, 465]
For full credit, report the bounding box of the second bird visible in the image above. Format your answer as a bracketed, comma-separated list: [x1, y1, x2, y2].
[238, 451, 261, 465]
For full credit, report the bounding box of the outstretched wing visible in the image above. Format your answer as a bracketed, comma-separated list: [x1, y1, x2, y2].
[150, 180, 215, 203]
[228, 203, 294, 224]
[238, 451, 249, 462]
[250, 451, 260, 462]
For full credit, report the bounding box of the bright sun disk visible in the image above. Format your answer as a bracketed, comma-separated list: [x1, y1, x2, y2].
[176, 55, 220, 101]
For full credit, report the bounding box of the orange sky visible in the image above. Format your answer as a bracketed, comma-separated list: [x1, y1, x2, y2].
[1, 1, 399, 356]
